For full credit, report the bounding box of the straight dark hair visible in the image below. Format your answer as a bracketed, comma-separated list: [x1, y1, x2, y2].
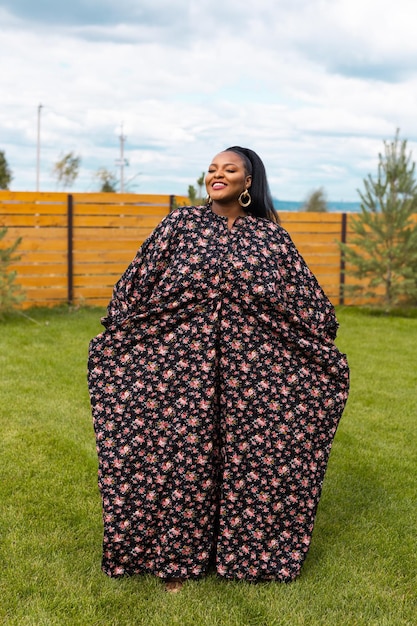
[225, 146, 279, 223]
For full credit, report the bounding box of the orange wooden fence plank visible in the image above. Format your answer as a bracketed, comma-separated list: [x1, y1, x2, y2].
[306, 265, 341, 275]
[299, 248, 340, 259]
[73, 215, 163, 228]
[20, 286, 68, 298]
[74, 251, 136, 264]
[280, 212, 343, 222]
[284, 223, 343, 235]
[74, 240, 146, 253]
[10, 252, 67, 264]
[0, 191, 67, 202]
[21, 300, 61, 309]
[3, 226, 66, 239]
[0, 214, 67, 227]
[291, 233, 342, 245]
[0, 203, 67, 215]
[74, 203, 169, 217]
[74, 275, 119, 288]
[296, 241, 340, 252]
[18, 276, 67, 287]
[16, 242, 67, 255]
[73, 298, 108, 308]
[9, 263, 67, 276]
[72, 263, 131, 275]
[73, 192, 174, 204]
[73, 236, 150, 250]
[73, 225, 153, 237]
[298, 252, 341, 264]
[73, 286, 114, 298]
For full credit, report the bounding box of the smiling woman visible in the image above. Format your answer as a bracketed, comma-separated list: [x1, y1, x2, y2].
[87, 145, 349, 591]
[206, 146, 278, 227]
[207, 151, 251, 204]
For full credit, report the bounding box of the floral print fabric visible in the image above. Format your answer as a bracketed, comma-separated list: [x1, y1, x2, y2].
[88, 205, 349, 582]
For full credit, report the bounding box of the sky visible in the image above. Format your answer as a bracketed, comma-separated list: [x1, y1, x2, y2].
[1, 0, 417, 202]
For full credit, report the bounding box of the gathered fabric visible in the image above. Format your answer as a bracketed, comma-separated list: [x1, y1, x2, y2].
[88, 205, 349, 582]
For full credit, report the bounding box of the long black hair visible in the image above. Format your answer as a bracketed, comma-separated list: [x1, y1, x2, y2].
[225, 146, 279, 223]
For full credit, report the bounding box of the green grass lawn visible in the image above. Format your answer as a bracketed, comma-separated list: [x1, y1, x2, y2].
[0, 306, 416, 626]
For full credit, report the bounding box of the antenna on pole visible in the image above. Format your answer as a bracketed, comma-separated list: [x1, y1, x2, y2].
[116, 123, 128, 193]
[36, 104, 43, 191]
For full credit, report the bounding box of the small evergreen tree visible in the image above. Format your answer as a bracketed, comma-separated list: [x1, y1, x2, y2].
[0, 227, 25, 316]
[0, 150, 13, 189]
[341, 130, 417, 307]
[302, 187, 328, 212]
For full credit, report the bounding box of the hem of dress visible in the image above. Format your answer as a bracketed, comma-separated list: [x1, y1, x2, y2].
[101, 564, 301, 584]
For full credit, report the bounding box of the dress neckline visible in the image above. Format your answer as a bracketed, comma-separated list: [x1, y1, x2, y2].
[204, 204, 251, 229]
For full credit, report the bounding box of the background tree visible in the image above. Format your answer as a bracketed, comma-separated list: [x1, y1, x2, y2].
[302, 187, 328, 212]
[53, 152, 81, 189]
[196, 171, 205, 203]
[340, 129, 417, 307]
[188, 172, 207, 205]
[0, 151, 13, 189]
[95, 168, 117, 192]
[0, 227, 25, 316]
[188, 185, 197, 204]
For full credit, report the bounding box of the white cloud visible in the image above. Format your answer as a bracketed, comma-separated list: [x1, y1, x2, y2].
[1, 0, 417, 200]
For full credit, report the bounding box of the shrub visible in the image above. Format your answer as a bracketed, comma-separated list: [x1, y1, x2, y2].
[0, 226, 25, 316]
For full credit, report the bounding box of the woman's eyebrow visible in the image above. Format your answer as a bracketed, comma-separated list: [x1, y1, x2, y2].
[209, 162, 239, 168]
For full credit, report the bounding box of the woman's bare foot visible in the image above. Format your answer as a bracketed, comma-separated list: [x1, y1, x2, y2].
[164, 578, 184, 593]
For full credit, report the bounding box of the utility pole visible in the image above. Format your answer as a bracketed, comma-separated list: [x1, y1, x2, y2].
[36, 104, 43, 191]
[116, 123, 128, 193]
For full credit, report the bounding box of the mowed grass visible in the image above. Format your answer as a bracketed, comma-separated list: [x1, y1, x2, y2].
[0, 306, 416, 626]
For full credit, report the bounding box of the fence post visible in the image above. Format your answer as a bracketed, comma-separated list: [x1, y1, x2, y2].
[339, 212, 347, 305]
[67, 194, 74, 305]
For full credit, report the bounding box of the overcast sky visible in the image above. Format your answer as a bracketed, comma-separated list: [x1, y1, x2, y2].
[1, 0, 417, 201]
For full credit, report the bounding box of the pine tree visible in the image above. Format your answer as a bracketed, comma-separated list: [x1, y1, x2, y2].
[0, 227, 25, 316]
[0, 150, 13, 189]
[341, 130, 417, 307]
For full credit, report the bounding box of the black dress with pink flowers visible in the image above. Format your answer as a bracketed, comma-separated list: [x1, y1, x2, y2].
[88, 204, 349, 582]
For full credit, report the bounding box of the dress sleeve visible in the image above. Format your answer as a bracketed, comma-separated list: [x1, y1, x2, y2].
[274, 227, 339, 341]
[100, 210, 179, 329]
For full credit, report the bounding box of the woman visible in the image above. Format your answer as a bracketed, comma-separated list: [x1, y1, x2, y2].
[88, 146, 349, 591]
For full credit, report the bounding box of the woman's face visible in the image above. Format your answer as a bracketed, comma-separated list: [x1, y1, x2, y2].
[205, 151, 251, 204]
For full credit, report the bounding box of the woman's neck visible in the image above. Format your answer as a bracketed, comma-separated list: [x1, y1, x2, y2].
[210, 201, 246, 230]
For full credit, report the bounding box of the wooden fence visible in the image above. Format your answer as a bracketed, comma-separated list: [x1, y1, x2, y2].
[0, 191, 369, 308]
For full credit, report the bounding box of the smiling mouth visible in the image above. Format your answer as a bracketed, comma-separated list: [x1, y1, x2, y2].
[212, 182, 226, 189]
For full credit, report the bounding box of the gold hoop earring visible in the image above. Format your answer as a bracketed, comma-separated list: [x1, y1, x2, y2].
[205, 195, 212, 206]
[238, 189, 251, 208]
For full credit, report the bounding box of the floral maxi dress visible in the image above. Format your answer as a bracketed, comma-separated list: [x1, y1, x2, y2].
[88, 205, 350, 582]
